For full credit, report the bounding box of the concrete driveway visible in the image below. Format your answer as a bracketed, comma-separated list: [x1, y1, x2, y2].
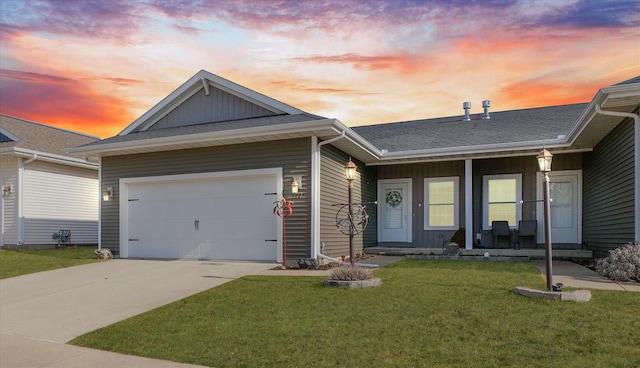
[1, 259, 276, 343]
[1, 259, 277, 368]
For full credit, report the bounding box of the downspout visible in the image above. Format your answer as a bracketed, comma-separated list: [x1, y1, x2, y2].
[594, 104, 640, 242]
[17, 153, 37, 244]
[23, 153, 38, 165]
[311, 131, 346, 259]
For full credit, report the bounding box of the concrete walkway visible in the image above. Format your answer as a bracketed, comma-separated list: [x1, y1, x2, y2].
[1, 259, 279, 368]
[533, 260, 640, 292]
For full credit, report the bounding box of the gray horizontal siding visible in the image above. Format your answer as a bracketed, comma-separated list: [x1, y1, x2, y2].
[149, 87, 276, 130]
[24, 219, 97, 245]
[583, 118, 635, 257]
[378, 161, 465, 248]
[101, 138, 311, 260]
[376, 153, 582, 248]
[319, 145, 377, 258]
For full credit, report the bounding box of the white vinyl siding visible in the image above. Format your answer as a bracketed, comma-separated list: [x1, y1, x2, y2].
[424, 177, 459, 230]
[483, 174, 522, 229]
[0, 157, 18, 246]
[22, 161, 98, 244]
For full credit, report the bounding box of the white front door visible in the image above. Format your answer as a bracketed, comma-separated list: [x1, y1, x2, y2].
[378, 179, 412, 243]
[537, 171, 582, 244]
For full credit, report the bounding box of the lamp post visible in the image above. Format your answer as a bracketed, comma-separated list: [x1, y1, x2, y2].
[344, 158, 357, 266]
[537, 148, 554, 291]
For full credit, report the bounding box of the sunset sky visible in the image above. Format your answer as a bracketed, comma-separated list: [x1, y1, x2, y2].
[0, 0, 638, 139]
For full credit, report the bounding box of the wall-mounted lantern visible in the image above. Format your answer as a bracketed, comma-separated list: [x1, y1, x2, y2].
[291, 176, 301, 194]
[102, 187, 113, 202]
[2, 184, 13, 197]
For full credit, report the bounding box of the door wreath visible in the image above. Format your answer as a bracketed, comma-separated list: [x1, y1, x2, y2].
[385, 190, 402, 207]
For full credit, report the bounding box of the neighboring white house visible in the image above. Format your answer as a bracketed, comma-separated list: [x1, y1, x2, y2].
[0, 115, 99, 249]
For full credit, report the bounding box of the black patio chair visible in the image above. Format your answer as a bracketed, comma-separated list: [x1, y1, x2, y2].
[517, 220, 537, 249]
[492, 221, 512, 249]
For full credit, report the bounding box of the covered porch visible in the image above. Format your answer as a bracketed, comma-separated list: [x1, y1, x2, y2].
[364, 246, 593, 259]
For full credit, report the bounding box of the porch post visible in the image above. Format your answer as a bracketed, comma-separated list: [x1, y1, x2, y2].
[465, 159, 473, 250]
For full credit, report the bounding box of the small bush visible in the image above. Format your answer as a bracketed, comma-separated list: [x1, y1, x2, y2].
[329, 266, 373, 281]
[595, 242, 640, 282]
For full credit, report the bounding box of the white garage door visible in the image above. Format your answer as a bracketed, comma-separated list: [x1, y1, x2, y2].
[123, 172, 279, 261]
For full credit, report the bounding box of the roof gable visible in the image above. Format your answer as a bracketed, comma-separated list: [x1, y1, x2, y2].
[147, 84, 277, 131]
[119, 70, 305, 135]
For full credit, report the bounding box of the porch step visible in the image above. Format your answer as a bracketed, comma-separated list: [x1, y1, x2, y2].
[364, 247, 593, 259]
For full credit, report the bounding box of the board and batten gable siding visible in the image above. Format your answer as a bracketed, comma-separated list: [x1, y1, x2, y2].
[101, 138, 311, 259]
[583, 118, 635, 258]
[0, 157, 18, 246]
[148, 87, 277, 130]
[22, 160, 98, 245]
[319, 145, 377, 258]
[378, 161, 464, 247]
[472, 154, 581, 247]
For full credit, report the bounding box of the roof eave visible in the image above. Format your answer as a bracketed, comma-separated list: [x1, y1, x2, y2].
[0, 147, 98, 169]
[372, 138, 579, 164]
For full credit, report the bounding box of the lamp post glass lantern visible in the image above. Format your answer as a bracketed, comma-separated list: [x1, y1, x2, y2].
[537, 148, 553, 172]
[344, 158, 357, 265]
[538, 148, 554, 291]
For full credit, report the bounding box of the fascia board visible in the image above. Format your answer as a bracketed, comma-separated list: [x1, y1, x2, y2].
[566, 82, 640, 145]
[70, 118, 342, 155]
[378, 139, 570, 161]
[3, 147, 98, 169]
[333, 119, 383, 159]
[118, 70, 305, 136]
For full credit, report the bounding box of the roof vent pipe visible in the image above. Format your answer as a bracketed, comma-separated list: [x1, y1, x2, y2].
[463, 101, 471, 121]
[482, 100, 491, 120]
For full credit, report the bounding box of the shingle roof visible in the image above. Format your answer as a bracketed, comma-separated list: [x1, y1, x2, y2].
[614, 75, 640, 86]
[0, 115, 99, 157]
[352, 103, 588, 152]
[80, 112, 326, 147]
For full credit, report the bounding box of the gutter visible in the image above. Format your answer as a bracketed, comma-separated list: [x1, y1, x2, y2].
[1, 147, 98, 170]
[594, 103, 640, 242]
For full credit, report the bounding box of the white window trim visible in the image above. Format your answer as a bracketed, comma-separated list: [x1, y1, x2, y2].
[482, 173, 522, 230]
[424, 176, 459, 231]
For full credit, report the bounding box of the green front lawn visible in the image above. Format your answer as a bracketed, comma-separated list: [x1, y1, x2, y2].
[71, 260, 640, 368]
[0, 247, 98, 279]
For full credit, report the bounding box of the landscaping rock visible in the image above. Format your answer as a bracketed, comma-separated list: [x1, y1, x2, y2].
[324, 277, 382, 289]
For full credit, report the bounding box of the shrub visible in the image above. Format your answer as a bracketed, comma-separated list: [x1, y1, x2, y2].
[329, 266, 373, 281]
[595, 242, 640, 282]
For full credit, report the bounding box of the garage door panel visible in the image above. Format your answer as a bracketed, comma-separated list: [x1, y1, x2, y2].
[126, 173, 279, 261]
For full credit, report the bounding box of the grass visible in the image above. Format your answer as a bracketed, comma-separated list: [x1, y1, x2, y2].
[71, 260, 640, 368]
[0, 247, 99, 279]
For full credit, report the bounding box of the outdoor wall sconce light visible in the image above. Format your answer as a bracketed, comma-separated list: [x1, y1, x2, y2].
[291, 176, 301, 194]
[2, 184, 13, 197]
[102, 187, 113, 202]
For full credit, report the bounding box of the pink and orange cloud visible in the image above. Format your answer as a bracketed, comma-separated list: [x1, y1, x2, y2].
[0, 0, 638, 137]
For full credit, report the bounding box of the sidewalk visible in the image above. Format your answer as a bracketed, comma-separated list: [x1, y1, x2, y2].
[532, 260, 640, 292]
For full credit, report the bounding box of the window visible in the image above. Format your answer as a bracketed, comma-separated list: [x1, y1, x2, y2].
[424, 177, 459, 230]
[483, 174, 522, 229]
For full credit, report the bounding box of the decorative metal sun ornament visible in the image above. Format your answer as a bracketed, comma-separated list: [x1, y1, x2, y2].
[334, 203, 370, 236]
